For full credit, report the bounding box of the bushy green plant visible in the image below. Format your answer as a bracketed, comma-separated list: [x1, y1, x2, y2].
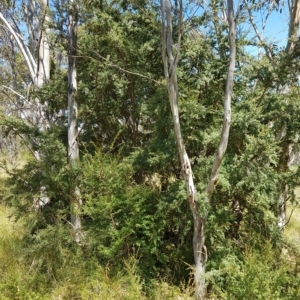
[80, 149, 193, 281]
[209, 242, 300, 300]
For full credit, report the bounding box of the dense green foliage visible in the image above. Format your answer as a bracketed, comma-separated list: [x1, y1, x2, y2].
[1, 0, 300, 298]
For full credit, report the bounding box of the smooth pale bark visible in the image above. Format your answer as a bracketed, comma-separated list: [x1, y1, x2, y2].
[34, 0, 50, 138]
[0, 12, 36, 83]
[0, 1, 51, 207]
[32, 0, 51, 207]
[286, 0, 300, 53]
[23, 0, 38, 58]
[160, 1, 236, 298]
[0, 2, 50, 130]
[68, 0, 83, 243]
[161, 1, 205, 296]
[205, 0, 236, 202]
[0, 0, 50, 116]
[277, 183, 288, 228]
[37, 0, 50, 86]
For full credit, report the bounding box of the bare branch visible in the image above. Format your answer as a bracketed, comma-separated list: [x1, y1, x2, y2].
[235, 0, 241, 20]
[4, 12, 37, 74]
[285, 200, 297, 226]
[244, 0, 275, 67]
[0, 12, 37, 83]
[1, 85, 27, 100]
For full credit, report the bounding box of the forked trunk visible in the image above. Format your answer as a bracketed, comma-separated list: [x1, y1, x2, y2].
[160, 1, 236, 299]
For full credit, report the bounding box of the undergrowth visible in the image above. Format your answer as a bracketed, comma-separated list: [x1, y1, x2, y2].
[1, 201, 300, 300]
[0, 204, 194, 300]
[1, 148, 300, 299]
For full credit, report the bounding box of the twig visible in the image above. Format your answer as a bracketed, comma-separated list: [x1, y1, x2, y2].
[244, 0, 275, 68]
[75, 53, 161, 85]
[1, 85, 27, 100]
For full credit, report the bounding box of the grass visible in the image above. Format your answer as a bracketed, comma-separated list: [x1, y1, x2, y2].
[0, 204, 194, 300]
[0, 148, 298, 299]
[284, 187, 300, 246]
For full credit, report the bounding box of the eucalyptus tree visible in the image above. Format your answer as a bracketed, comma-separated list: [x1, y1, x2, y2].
[244, 0, 300, 229]
[160, 0, 236, 298]
[68, 0, 83, 242]
[0, 0, 52, 207]
[0, 0, 50, 93]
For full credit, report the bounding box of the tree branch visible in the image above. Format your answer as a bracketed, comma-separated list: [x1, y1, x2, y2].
[244, 0, 275, 68]
[0, 12, 37, 83]
[6, 13, 37, 76]
[1, 85, 27, 100]
[205, 0, 237, 201]
[160, 0, 170, 87]
[76, 53, 161, 85]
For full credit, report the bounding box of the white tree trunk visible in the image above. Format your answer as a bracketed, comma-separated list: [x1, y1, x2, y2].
[33, 0, 51, 206]
[160, 1, 236, 298]
[23, 0, 38, 60]
[68, 0, 83, 243]
[0, 0, 50, 127]
[205, 0, 236, 202]
[36, 0, 50, 86]
[0, 1, 51, 207]
[286, 0, 300, 53]
[278, 183, 287, 229]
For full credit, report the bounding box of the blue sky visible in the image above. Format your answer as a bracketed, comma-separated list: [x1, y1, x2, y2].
[234, 1, 290, 57]
[260, 4, 289, 48]
[186, 0, 291, 54]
